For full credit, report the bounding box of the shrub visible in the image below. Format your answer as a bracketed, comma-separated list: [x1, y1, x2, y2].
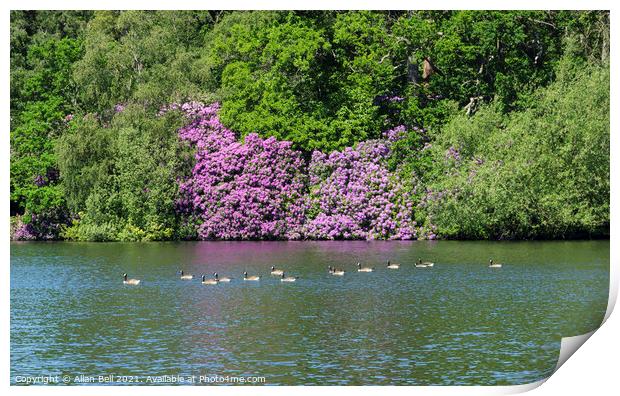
[421, 57, 609, 239]
[176, 103, 307, 240]
[304, 128, 417, 240]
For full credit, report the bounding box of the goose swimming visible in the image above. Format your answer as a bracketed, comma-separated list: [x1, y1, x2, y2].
[270, 266, 284, 276]
[201, 274, 218, 285]
[123, 273, 140, 285]
[488, 259, 503, 268]
[280, 273, 298, 282]
[179, 270, 194, 280]
[357, 262, 374, 272]
[387, 260, 400, 269]
[243, 271, 260, 281]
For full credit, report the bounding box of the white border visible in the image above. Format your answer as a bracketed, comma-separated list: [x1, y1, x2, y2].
[2, 1, 617, 395]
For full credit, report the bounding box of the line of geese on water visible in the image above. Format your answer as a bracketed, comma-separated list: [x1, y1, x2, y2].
[122, 259, 503, 286]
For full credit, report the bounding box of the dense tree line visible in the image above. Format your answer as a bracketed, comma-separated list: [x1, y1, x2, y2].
[10, 10, 609, 241]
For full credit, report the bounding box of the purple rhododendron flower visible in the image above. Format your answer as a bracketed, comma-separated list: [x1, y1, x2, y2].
[176, 103, 306, 240]
[33, 175, 47, 187]
[13, 222, 37, 240]
[304, 136, 416, 240]
[175, 102, 422, 240]
[445, 146, 461, 162]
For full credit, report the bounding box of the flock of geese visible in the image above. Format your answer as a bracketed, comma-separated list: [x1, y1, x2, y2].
[122, 259, 503, 286]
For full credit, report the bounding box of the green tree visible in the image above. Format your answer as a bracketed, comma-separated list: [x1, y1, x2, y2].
[10, 11, 92, 239]
[73, 10, 215, 114]
[421, 55, 609, 239]
[10, 36, 84, 216]
[200, 11, 599, 153]
[10, 10, 610, 241]
[56, 106, 192, 241]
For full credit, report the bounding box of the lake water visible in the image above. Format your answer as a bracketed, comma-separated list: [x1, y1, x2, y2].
[10, 240, 609, 385]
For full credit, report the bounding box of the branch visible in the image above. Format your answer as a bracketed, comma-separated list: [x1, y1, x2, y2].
[378, 54, 391, 64]
[528, 18, 556, 29]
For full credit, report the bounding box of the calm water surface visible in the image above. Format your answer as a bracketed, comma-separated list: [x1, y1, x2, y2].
[11, 241, 609, 385]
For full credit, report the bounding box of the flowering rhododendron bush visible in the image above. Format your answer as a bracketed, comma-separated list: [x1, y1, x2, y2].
[12, 209, 72, 241]
[175, 103, 306, 240]
[175, 103, 417, 240]
[303, 128, 416, 240]
[11, 12, 610, 241]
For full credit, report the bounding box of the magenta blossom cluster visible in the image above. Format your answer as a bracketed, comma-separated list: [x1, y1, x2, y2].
[304, 134, 416, 240]
[33, 174, 47, 187]
[383, 125, 408, 142]
[175, 103, 418, 240]
[12, 221, 37, 240]
[445, 146, 461, 162]
[176, 103, 306, 240]
[12, 210, 72, 241]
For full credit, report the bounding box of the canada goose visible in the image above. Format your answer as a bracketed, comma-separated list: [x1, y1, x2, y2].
[270, 266, 284, 276]
[357, 262, 374, 272]
[488, 259, 503, 268]
[179, 270, 194, 280]
[243, 271, 260, 281]
[123, 273, 140, 285]
[328, 266, 345, 276]
[416, 258, 434, 268]
[280, 273, 298, 282]
[201, 274, 218, 285]
[387, 260, 400, 269]
[214, 272, 232, 282]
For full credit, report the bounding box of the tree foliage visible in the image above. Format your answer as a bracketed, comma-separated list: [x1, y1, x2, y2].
[72, 10, 215, 113]
[56, 106, 191, 241]
[200, 11, 598, 152]
[421, 55, 609, 239]
[10, 11, 91, 238]
[10, 10, 610, 241]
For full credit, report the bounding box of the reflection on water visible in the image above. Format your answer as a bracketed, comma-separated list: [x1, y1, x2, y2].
[11, 240, 608, 385]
